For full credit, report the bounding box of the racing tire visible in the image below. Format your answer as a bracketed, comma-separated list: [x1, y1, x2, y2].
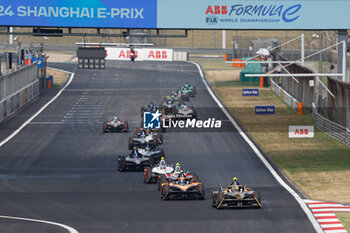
[157, 133, 163, 144]
[124, 121, 129, 132]
[102, 122, 108, 133]
[216, 191, 224, 209]
[148, 157, 154, 168]
[254, 192, 262, 209]
[128, 137, 133, 150]
[197, 183, 205, 200]
[144, 167, 152, 184]
[161, 184, 169, 200]
[211, 188, 220, 207]
[192, 87, 196, 97]
[158, 174, 167, 191]
[118, 156, 126, 172]
[152, 136, 159, 147]
[191, 173, 200, 182]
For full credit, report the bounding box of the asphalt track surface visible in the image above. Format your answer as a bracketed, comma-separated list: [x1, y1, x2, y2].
[0, 61, 316, 233]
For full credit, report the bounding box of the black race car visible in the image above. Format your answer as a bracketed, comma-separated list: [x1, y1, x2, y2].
[118, 148, 154, 172]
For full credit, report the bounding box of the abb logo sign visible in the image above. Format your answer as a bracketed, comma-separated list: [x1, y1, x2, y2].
[118, 50, 139, 59]
[206, 5, 228, 15]
[148, 50, 168, 59]
[106, 48, 173, 61]
[289, 126, 314, 138]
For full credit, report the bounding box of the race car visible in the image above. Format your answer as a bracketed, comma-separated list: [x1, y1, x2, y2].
[175, 103, 197, 119]
[211, 184, 262, 209]
[144, 157, 174, 184]
[102, 115, 129, 133]
[157, 165, 199, 191]
[137, 143, 165, 163]
[133, 128, 163, 144]
[175, 89, 190, 101]
[141, 101, 159, 117]
[180, 82, 196, 97]
[118, 147, 153, 172]
[160, 97, 182, 114]
[128, 130, 159, 150]
[159, 171, 205, 200]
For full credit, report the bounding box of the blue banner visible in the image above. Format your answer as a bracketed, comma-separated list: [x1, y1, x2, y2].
[255, 106, 275, 114]
[157, 0, 350, 30]
[242, 89, 259, 96]
[0, 0, 349, 29]
[0, 0, 157, 28]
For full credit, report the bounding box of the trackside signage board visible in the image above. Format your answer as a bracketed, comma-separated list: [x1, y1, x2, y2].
[242, 89, 259, 96]
[0, 1, 349, 29]
[105, 48, 173, 61]
[0, 0, 157, 28]
[255, 106, 275, 114]
[157, 0, 350, 30]
[289, 126, 314, 138]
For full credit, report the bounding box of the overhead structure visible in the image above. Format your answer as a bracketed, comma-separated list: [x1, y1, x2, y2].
[0, 0, 349, 30]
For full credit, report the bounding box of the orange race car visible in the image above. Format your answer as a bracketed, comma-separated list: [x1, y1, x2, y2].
[159, 171, 205, 200]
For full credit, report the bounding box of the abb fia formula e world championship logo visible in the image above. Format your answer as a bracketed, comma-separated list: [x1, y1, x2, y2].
[205, 4, 302, 25]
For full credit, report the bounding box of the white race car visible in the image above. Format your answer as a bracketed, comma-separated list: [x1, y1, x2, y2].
[144, 158, 174, 184]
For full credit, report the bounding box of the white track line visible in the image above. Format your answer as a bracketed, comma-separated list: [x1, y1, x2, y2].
[0, 71, 74, 147]
[0, 215, 78, 233]
[188, 61, 323, 233]
[0, 68, 78, 232]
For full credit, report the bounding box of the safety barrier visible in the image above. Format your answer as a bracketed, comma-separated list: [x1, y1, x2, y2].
[312, 103, 350, 147]
[0, 63, 38, 101]
[173, 52, 188, 61]
[270, 79, 299, 113]
[0, 64, 39, 121]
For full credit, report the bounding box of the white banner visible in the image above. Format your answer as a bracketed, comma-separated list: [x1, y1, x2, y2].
[289, 126, 314, 138]
[105, 48, 173, 61]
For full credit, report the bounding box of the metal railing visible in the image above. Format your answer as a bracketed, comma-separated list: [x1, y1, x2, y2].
[312, 103, 350, 147]
[270, 79, 299, 112]
[0, 63, 38, 101]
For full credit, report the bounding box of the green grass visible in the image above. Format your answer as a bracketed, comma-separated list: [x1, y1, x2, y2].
[215, 80, 260, 87]
[193, 57, 350, 202]
[337, 213, 350, 232]
[190, 58, 234, 70]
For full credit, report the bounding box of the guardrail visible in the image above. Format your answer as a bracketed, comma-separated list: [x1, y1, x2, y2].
[270, 79, 299, 112]
[312, 103, 350, 147]
[0, 63, 38, 101]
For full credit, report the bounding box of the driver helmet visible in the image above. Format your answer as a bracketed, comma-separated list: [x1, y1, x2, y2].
[113, 115, 118, 122]
[174, 163, 180, 174]
[133, 147, 138, 157]
[159, 157, 166, 169]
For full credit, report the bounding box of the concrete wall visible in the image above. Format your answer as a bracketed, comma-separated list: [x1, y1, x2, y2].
[0, 64, 39, 122]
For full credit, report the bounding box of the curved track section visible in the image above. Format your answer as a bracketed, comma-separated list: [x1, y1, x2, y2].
[0, 61, 316, 233]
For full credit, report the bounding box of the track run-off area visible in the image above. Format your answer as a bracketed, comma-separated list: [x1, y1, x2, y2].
[0, 61, 321, 233]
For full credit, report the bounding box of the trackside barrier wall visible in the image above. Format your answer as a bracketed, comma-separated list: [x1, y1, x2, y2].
[0, 64, 39, 121]
[270, 79, 299, 113]
[173, 52, 188, 61]
[312, 103, 350, 148]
